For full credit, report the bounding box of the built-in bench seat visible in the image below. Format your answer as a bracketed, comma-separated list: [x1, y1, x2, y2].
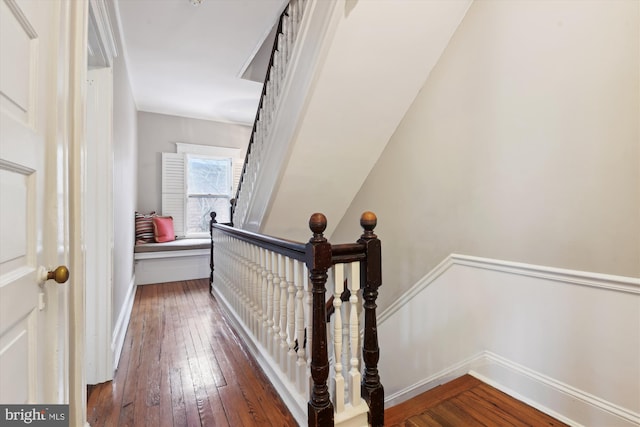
[134, 238, 210, 285]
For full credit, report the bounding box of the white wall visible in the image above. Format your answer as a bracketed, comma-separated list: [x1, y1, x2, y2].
[326, 0, 639, 424]
[136, 111, 250, 214]
[378, 256, 639, 426]
[259, 0, 472, 241]
[111, 33, 137, 338]
[331, 0, 640, 312]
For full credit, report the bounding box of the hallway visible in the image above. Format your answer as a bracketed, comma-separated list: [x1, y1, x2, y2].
[87, 279, 296, 426]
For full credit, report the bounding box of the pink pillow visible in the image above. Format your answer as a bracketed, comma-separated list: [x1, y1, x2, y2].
[153, 216, 175, 243]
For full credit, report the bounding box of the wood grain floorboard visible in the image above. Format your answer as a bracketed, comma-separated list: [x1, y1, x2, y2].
[386, 374, 569, 427]
[87, 279, 297, 426]
[90, 279, 568, 426]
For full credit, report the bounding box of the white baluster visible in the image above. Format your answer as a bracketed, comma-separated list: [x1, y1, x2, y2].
[220, 235, 227, 292]
[248, 244, 257, 334]
[349, 262, 362, 406]
[304, 263, 313, 390]
[241, 241, 250, 324]
[279, 256, 290, 369]
[281, 20, 289, 71]
[286, 256, 297, 376]
[245, 243, 254, 330]
[260, 247, 268, 345]
[332, 264, 345, 413]
[235, 240, 242, 317]
[295, 259, 307, 393]
[272, 253, 282, 362]
[266, 250, 275, 352]
[253, 245, 262, 335]
[227, 237, 235, 303]
[291, 0, 299, 38]
[273, 49, 280, 98]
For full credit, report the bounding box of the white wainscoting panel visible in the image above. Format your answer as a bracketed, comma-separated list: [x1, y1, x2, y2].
[134, 251, 209, 285]
[379, 255, 640, 427]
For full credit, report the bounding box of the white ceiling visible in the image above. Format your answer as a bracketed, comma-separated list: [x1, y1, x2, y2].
[114, 0, 287, 125]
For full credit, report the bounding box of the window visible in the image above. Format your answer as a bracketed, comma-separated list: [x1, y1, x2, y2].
[185, 155, 232, 234]
[162, 144, 242, 237]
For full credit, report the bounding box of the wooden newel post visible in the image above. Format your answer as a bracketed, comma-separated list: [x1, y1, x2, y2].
[359, 211, 384, 427]
[209, 212, 217, 294]
[306, 213, 334, 427]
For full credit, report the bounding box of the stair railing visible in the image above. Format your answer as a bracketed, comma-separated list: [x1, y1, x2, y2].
[232, 0, 310, 226]
[210, 211, 384, 427]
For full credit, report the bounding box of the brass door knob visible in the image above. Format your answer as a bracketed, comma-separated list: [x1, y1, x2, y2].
[38, 265, 70, 285]
[47, 266, 69, 283]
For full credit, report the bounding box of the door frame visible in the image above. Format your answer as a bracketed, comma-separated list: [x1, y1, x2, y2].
[85, 0, 118, 384]
[63, 0, 89, 425]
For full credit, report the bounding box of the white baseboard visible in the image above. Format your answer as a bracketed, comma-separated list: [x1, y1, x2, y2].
[385, 351, 640, 427]
[470, 352, 640, 427]
[111, 275, 136, 371]
[378, 254, 639, 427]
[384, 351, 487, 408]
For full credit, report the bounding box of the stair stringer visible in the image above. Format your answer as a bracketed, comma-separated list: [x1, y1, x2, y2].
[236, 0, 341, 232]
[259, 0, 474, 241]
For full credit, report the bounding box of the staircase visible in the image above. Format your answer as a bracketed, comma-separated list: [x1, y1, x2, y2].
[224, 1, 475, 425]
[226, 2, 640, 426]
[233, 0, 473, 241]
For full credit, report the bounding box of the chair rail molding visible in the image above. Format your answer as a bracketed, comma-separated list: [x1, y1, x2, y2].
[378, 254, 640, 427]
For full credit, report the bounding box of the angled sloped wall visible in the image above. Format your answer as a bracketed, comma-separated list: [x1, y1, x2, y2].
[330, 0, 639, 425]
[258, 0, 473, 241]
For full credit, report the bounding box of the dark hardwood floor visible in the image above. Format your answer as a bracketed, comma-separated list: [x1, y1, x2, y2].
[87, 279, 297, 426]
[89, 278, 569, 427]
[385, 374, 568, 427]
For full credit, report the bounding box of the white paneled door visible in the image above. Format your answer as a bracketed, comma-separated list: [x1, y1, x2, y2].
[0, 0, 85, 418]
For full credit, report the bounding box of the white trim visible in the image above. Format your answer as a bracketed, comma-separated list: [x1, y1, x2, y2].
[109, 0, 139, 111]
[175, 142, 241, 159]
[84, 67, 114, 385]
[3, 0, 38, 38]
[0, 158, 35, 175]
[451, 254, 640, 295]
[111, 275, 136, 371]
[67, 0, 89, 424]
[384, 351, 487, 408]
[379, 254, 640, 324]
[378, 255, 640, 426]
[385, 351, 640, 427]
[470, 352, 640, 427]
[87, 0, 118, 67]
[134, 248, 209, 260]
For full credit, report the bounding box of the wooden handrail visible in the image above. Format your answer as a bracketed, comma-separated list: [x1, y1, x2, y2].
[210, 210, 384, 427]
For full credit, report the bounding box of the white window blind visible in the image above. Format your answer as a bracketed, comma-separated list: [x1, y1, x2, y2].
[161, 153, 186, 236]
[162, 146, 243, 237]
